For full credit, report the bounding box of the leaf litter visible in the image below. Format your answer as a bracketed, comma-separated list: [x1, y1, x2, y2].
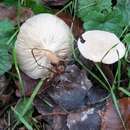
[0, 0, 130, 130]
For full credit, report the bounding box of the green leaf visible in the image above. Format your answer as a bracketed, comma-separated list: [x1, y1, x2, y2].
[118, 87, 130, 96]
[0, 44, 12, 76]
[0, 20, 15, 75]
[127, 68, 130, 77]
[78, 0, 130, 36]
[12, 80, 43, 128]
[116, 0, 130, 25]
[78, 0, 112, 20]
[0, 37, 10, 45]
[123, 33, 130, 45]
[28, 2, 50, 14]
[0, 20, 16, 50]
[15, 98, 34, 122]
[84, 20, 122, 36]
[0, 20, 14, 33]
[3, 0, 18, 6]
[22, 0, 51, 14]
[22, 79, 44, 115]
[111, 88, 126, 129]
[11, 107, 33, 130]
[83, 9, 123, 36]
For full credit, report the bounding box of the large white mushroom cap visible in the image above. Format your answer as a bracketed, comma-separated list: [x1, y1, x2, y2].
[78, 30, 126, 64]
[15, 13, 74, 79]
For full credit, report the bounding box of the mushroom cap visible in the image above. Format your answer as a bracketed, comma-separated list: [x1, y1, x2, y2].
[15, 13, 74, 79]
[78, 30, 126, 64]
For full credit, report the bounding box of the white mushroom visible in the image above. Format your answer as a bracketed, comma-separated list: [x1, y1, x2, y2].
[15, 13, 74, 79]
[77, 30, 126, 64]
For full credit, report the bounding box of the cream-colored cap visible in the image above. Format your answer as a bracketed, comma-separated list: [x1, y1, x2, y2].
[15, 13, 74, 79]
[78, 30, 126, 64]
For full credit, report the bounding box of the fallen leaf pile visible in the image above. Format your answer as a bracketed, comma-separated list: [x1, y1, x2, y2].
[0, 0, 130, 130]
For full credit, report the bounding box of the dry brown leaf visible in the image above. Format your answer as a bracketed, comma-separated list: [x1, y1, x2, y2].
[42, 0, 69, 6]
[0, 76, 9, 96]
[58, 12, 84, 38]
[15, 72, 38, 97]
[0, 4, 33, 23]
[0, 4, 16, 20]
[101, 98, 130, 130]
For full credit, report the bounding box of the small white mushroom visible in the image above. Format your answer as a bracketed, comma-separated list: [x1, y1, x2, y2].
[15, 13, 74, 79]
[78, 30, 126, 64]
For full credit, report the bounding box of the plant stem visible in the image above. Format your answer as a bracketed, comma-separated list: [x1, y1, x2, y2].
[72, 42, 109, 91]
[56, 1, 73, 15]
[13, 48, 24, 97]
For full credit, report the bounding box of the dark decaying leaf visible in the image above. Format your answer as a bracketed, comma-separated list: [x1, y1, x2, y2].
[0, 4, 33, 23]
[0, 94, 14, 107]
[101, 64, 114, 84]
[34, 64, 107, 116]
[33, 96, 53, 116]
[48, 65, 93, 110]
[15, 65, 129, 130]
[85, 85, 108, 106]
[15, 72, 38, 97]
[18, 127, 26, 130]
[67, 108, 101, 130]
[42, 0, 69, 6]
[47, 64, 108, 111]
[58, 12, 84, 38]
[0, 76, 14, 108]
[0, 76, 9, 95]
[0, 117, 7, 129]
[52, 107, 68, 130]
[14, 8, 33, 23]
[101, 98, 130, 130]
[0, 3, 16, 20]
[66, 98, 130, 130]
